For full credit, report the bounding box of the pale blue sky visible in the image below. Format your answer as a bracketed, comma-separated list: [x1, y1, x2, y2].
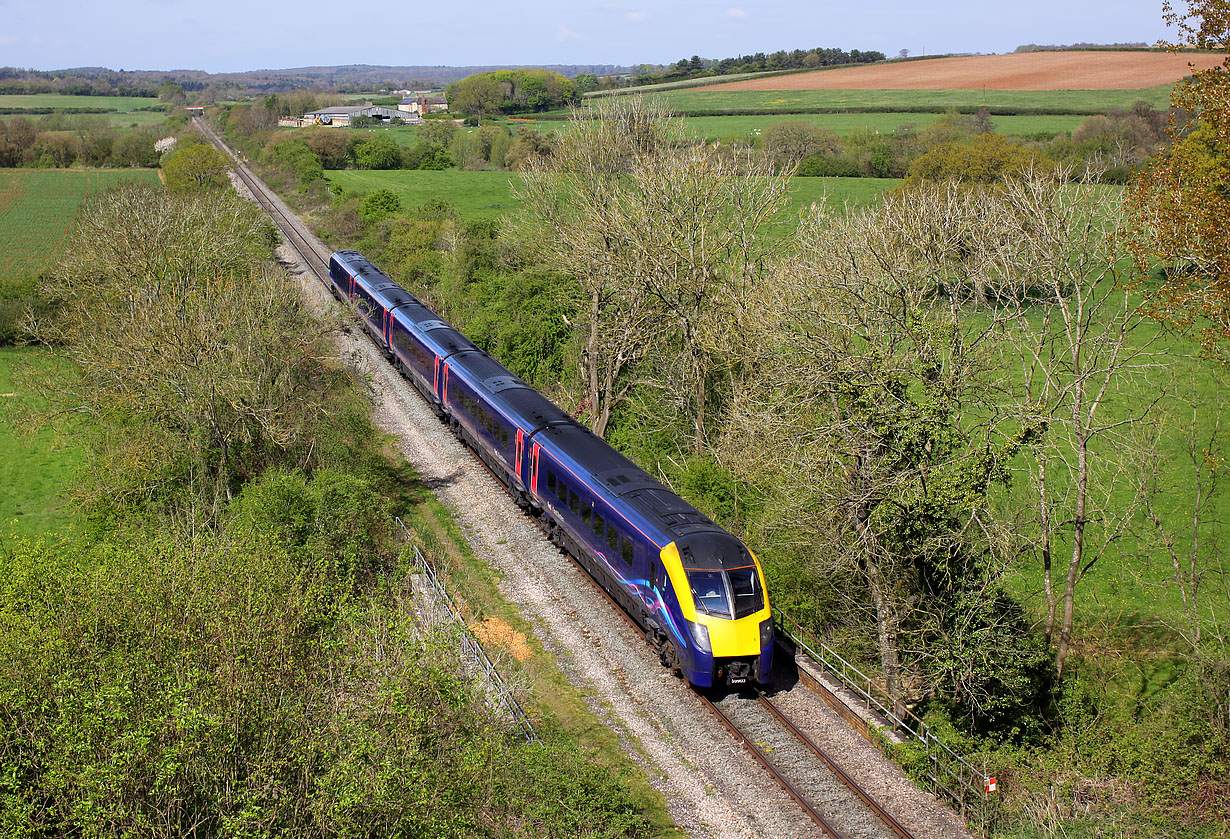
[1, 0, 1177, 73]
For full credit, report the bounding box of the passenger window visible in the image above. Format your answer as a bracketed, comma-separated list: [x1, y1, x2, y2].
[606, 526, 619, 552]
[621, 537, 634, 566]
[580, 502, 591, 528]
[593, 511, 604, 538]
[555, 477, 567, 503]
[501, 428, 509, 448]
[569, 491, 579, 516]
[546, 472, 556, 494]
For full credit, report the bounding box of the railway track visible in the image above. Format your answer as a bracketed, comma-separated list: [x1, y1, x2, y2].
[194, 118, 333, 280]
[195, 118, 920, 839]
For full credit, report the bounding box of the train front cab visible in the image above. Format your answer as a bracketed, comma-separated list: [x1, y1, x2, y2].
[657, 534, 773, 688]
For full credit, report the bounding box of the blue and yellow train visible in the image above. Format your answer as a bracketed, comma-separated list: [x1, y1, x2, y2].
[329, 249, 773, 688]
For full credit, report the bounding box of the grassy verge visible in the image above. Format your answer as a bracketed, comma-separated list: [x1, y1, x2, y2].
[398, 488, 679, 838]
[0, 347, 84, 538]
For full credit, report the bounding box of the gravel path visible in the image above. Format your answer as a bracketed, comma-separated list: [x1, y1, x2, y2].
[237, 159, 973, 839]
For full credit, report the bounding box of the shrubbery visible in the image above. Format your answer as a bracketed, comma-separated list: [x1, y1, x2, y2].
[3, 179, 654, 838]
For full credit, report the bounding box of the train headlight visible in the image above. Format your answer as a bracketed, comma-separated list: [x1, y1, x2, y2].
[760, 618, 774, 649]
[687, 620, 711, 653]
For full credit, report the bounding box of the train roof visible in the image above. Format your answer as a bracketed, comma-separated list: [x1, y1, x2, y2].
[533, 422, 730, 553]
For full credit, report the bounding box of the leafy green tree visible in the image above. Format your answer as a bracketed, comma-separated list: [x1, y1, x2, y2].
[402, 142, 453, 170]
[447, 74, 504, 120]
[112, 131, 159, 167]
[303, 128, 354, 169]
[419, 118, 459, 148]
[352, 134, 401, 170]
[263, 136, 324, 185]
[161, 143, 231, 191]
[156, 82, 186, 105]
[361, 189, 402, 223]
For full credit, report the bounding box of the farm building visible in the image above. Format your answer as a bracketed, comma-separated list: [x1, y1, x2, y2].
[299, 105, 418, 126]
[398, 95, 449, 115]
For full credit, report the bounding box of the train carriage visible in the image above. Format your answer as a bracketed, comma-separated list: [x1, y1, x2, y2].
[329, 249, 774, 688]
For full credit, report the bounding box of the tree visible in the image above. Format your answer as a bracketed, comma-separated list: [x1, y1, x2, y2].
[446, 74, 504, 121]
[1126, 0, 1230, 358]
[304, 128, 353, 169]
[112, 131, 159, 167]
[418, 118, 458, 148]
[156, 82, 186, 106]
[904, 132, 1053, 185]
[988, 173, 1160, 677]
[760, 120, 841, 168]
[361, 189, 402, 224]
[161, 143, 230, 191]
[722, 184, 1048, 720]
[513, 97, 792, 449]
[352, 134, 400, 170]
[25, 183, 333, 516]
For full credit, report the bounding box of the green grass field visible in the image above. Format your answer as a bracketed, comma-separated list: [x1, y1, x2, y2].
[685, 111, 1088, 139]
[347, 124, 421, 147]
[649, 85, 1176, 115]
[0, 168, 161, 279]
[0, 94, 165, 113]
[327, 168, 901, 221]
[0, 348, 84, 538]
[327, 169, 522, 219]
[0, 111, 170, 129]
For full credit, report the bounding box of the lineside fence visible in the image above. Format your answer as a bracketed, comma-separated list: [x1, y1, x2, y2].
[394, 517, 539, 743]
[773, 608, 995, 832]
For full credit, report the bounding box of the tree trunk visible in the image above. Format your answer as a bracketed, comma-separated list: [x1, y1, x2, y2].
[1039, 453, 1057, 645]
[585, 290, 607, 438]
[1055, 428, 1088, 678]
[865, 553, 902, 700]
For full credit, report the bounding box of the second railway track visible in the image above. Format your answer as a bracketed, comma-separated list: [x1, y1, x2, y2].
[196, 117, 923, 839]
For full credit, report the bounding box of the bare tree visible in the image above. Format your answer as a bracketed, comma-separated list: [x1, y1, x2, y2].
[513, 96, 793, 448]
[988, 172, 1162, 676]
[722, 185, 1027, 701]
[25, 183, 331, 518]
[1127, 365, 1227, 657]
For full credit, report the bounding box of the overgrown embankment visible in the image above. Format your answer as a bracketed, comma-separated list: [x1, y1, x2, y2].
[0, 182, 654, 838]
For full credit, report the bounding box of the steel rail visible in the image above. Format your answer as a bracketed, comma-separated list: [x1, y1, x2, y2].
[193, 118, 332, 280]
[196, 118, 918, 839]
[758, 694, 916, 839]
[697, 691, 846, 838]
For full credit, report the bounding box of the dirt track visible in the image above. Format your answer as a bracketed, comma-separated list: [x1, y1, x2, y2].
[706, 50, 1224, 91]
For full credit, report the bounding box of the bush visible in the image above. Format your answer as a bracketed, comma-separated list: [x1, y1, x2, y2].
[905, 132, 1055, 185]
[161, 143, 231, 191]
[262, 136, 324, 185]
[403, 141, 453, 170]
[797, 154, 862, 177]
[352, 134, 401, 170]
[360, 188, 402, 224]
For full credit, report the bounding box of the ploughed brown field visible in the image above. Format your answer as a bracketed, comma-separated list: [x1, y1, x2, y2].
[706, 50, 1225, 91]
